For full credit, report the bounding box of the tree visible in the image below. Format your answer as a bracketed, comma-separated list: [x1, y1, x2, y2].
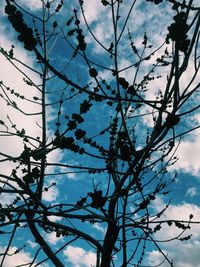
[0, 0, 200, 266]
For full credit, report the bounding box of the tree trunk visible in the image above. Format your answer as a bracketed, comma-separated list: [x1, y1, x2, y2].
[100, 223, 119, 267]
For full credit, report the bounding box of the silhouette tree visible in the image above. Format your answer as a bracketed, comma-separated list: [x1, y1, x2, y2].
[0, 0, 200, 266]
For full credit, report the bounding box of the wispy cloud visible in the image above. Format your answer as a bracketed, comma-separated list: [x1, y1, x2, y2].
[186, 187, 198, 197]
[17, 0, 42, 11]
[92, 222, 106, 235]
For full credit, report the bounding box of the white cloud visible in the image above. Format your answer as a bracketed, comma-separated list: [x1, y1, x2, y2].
[0, 246, 49, 267]
[45, 144, 77, 180]
[152, 198, 200, 240]
[0, 0, 42, 15]
[146, 242, 200, 267]
[47, 215, 62, 222]
[0, 246, 32, 267]
[0, 25, 41, 178]
[63, 245, 96, 267]
[146, 250, 168, 267]
[45, 231, 63, 245]
[81, 0, 103, 24]
[0, 190, 17, 207]
[46, 147, 64, 173]
[42, 180, 59, 202]
[146, 198, 200, 266]
[170, 129, 200, 176]
[0, 23, 65, 201]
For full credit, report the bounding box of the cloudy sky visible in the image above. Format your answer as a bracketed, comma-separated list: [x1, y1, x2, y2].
[0, 0, 200, 266]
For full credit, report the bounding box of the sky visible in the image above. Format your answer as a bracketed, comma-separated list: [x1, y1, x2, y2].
[0, 0, 200, 266]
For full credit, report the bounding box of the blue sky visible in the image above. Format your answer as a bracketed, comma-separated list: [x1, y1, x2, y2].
[0, 0, 200, 266]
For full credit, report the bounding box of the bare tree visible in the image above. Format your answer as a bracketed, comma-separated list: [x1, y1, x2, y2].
[0, 0, 200, 266]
